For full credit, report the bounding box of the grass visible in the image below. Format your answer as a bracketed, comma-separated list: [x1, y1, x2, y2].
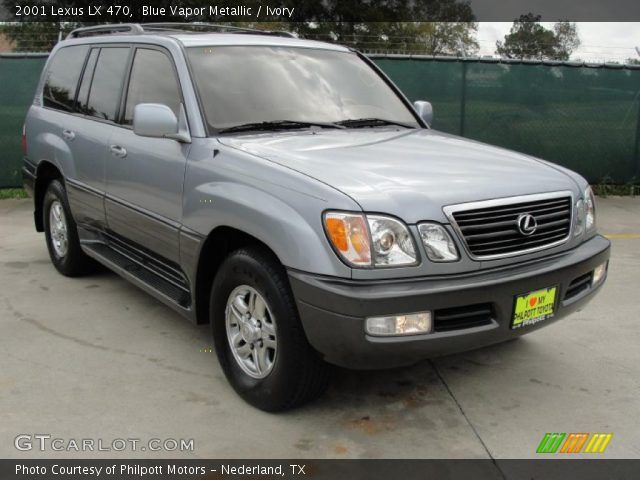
[592, 176, 640, 197]
[0, 188, 29, 199]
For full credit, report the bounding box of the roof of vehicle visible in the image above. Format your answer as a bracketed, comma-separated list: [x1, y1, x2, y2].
[167, 33, 349, 51]
[63, 23, 350, 52]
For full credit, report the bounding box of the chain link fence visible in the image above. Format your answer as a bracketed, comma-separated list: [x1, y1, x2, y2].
[1, 47, 640, 187]
[0, 53, 48, 187]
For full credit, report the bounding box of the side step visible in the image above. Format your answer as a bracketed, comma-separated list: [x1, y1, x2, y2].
[82, 242, 192, 312]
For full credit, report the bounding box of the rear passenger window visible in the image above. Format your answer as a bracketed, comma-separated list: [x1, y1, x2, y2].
[85, 47, 130, 122]
[43, 45, 89, 112]
[76, 49, 99, 115]
[123, 49, 182, 125]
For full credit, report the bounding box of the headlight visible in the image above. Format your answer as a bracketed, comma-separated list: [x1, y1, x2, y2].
[574, 199, 585, 237]
[323, 212, 417, 267]
[574, 187, 596, 236]
[417, 223, 459, 262]
[367, 215, 418, 267]
[584, 186, 596, 231]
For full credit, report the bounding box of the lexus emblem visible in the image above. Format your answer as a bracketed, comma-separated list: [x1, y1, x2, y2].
[517, 213, 537, 236]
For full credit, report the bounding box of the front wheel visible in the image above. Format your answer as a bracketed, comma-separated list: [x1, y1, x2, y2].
[210, 246, 329, 412]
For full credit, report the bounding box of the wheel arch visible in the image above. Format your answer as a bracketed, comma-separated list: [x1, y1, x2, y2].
[193, 226, 283, 325]
[33, 161, 63, 232]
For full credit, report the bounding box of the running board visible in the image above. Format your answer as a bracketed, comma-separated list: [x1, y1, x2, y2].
[82, 242, 192, 313]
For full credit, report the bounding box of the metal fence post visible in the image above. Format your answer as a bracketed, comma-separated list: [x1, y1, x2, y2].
[459, 61, 467, 137]
[635, 98, 640, 177]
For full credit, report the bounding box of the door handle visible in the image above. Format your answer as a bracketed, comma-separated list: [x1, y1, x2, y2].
[62, 129, 75, 141]
[109, 145, 127, 158]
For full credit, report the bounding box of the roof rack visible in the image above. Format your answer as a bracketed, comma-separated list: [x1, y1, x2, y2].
[143, 22, 296, 38]
[66, 24, 145, 39]
[66, 22, 296, 40]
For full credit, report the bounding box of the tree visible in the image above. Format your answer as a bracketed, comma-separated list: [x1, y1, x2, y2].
[1, 0, 479, 55]
[496, 14, 555, 60]
[294, 22, 478, 55]
[425, 22, 479, 56]
[553, 21, 580, 60]
[287, 0, 477, 54]
[496, 14, 580, 61]
[0, 22, 78, 52]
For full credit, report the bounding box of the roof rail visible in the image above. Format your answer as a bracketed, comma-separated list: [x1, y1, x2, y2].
[142, 22, 296, 38]
[66, 24, 145, 39]
[66, 22, 296, 40]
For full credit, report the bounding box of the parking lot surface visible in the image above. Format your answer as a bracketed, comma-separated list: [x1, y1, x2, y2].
[1, 197, 639, 459]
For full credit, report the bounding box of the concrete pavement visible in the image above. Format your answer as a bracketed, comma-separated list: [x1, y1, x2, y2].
[1, 197, 639, 459]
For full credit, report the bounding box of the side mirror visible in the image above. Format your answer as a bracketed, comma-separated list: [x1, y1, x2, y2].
[133, 103, 191, 143]
[413, 100, 433, 127]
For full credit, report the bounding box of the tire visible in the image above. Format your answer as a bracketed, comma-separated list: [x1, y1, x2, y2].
[43, 179, 95, 277]
[210, 246, 330, 412]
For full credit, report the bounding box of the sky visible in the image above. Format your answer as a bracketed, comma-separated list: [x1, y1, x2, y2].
[477, 23, 640, 63]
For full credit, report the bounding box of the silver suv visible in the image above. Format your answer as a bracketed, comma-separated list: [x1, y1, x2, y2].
[22, 24, 610, 411]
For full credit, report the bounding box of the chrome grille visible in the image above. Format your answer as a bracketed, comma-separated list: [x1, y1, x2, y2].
[447, 193, 573, 259]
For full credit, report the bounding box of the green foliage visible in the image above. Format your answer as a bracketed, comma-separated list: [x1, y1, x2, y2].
[1, 0, 478, 55]
[496, 14, 580, 61]
[592, 176, 640, 197]
[553, 21, 581, 61]
[0, 22, 79, 52]
[295, 22, 478, 55]
[0, 188, 28, 199]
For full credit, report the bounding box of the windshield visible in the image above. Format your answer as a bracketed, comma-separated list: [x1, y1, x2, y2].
[186, 46, 420, 132]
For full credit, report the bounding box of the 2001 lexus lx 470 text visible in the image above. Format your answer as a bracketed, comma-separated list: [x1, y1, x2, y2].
[22, 24, 610, 411]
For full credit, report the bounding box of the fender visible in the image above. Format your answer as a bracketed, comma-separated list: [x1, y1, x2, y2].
[182, 180, 352, 278]
[181, 142, 359, 279]
[34, 131, 73, 178]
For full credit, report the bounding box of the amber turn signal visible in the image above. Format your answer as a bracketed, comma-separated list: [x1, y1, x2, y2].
[324, 212, 371, 266]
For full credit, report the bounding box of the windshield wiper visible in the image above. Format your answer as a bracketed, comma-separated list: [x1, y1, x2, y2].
[218, 120, 344, 134]
[335, 118, 415, 129]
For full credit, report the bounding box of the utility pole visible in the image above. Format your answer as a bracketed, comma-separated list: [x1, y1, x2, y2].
[635, 47, 640, 177]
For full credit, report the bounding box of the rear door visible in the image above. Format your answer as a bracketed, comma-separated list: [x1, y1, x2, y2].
[52, 45, 131, 230]
[105, 46, 189, 263]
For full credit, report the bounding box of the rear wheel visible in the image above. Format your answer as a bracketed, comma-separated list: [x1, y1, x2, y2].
[43, 179, 95, 277]
[210, 246, 330, 412]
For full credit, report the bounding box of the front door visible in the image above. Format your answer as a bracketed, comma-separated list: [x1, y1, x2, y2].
[104, 47, 189, 264]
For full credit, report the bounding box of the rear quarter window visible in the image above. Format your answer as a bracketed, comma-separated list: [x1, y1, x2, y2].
[42, 45, 89, 112]
[76, 49, 99, 115]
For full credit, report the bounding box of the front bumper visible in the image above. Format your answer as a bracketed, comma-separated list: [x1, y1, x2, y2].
[289, 235, 610, 369]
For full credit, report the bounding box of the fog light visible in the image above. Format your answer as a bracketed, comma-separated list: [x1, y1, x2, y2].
[592, 261, 608, 286]
[365, 312, 432, 336]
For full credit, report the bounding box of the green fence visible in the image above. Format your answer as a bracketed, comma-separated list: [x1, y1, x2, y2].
[373, 56, 640, 184]
[1, 54, 639, 187]
[0, 54, 47, 187]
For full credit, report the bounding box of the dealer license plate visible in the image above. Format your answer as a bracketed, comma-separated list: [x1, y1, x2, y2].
[512, 286, 557, 330]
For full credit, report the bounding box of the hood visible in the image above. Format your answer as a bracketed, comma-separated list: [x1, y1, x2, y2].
[220, 128, 579, 223]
